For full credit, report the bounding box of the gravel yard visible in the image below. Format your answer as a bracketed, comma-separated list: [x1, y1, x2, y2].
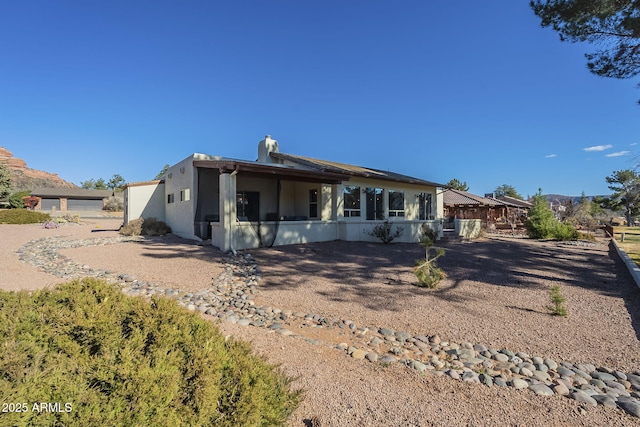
[2, 220, 640, 426]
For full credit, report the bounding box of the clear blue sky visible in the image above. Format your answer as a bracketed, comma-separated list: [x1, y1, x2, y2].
[1, 1, 639, 198]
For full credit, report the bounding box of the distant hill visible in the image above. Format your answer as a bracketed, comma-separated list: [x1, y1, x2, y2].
[0, 147, 77, 192]
[543, 194, 606, 205]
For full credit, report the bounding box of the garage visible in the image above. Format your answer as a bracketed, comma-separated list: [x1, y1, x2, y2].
[31, 188, 115, 212]
[40, 198, 60, 211]
[67, 198, 104, 211]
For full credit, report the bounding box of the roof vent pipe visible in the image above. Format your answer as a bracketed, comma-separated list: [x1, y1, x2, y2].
[257, 135, 279, 163]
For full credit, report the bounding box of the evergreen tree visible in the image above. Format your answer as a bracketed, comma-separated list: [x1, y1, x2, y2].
[606, 169, 640, 225]
[531, 1, 640, 102]
[494, 184, 523, 200]
[446, 178, 469, 191]
[0, 162, 11, 199]
[526, 190, 557, 239]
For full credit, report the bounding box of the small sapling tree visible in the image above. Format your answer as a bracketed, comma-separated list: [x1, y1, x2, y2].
[547, 285, 568, 317]
[414, 223, 446, 288]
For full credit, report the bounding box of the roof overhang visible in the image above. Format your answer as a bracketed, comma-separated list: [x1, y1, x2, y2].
[193, 160, 350, 184]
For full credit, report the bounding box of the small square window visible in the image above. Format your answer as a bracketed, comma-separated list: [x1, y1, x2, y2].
[180, 188, 190, 202]
[167, 193, 175, 204]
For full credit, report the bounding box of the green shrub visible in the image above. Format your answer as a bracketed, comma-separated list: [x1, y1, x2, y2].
[367, 220, 404, 244]
[8, 190, 31, 209]
[0, 279, 301, 426]
[525, 190, 578, 240]
[120, 217, 171, 236]
[547, 285, 568, 317]
[0, 209, 51, 224]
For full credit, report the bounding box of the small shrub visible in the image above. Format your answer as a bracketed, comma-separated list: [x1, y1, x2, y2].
[547, 285, 568, 317]
[0, 279, 301, 426]
[104, 196, 123, 212]
[60, 213, 82, 224]
[120, 217, 171, 236]
[367, 220, 404, 244]
[576, 231, 596, 241]
[43, 220, 59, 229]
[414, 223, 446, 288]
[0, 209, 51, 224]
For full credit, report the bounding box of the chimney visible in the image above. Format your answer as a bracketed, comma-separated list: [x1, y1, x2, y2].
[257, 135, 279, 163]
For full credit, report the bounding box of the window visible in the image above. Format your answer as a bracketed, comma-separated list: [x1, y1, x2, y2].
[167, 193, 175, 204]
[343, 186, 361, 217]
[419, 193, 432, 220]
[180, 188, 190, 202]
[309, 189, 318, 218]
[237, 191, 259, 221]
[388, 191, 405, 217]
[366, 187, 383, 220]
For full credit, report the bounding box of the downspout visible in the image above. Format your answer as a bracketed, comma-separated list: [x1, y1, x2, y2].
[229, 167, 239, 255]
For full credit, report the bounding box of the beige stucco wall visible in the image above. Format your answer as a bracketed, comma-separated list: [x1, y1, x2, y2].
[165, 155, 197, 239]
[123, 182, 165, 224]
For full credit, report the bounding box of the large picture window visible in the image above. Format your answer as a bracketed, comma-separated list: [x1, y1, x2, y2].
[237, 191, 259, 221]
[366, 187, 383, 220]
[343, 186, 361, 217]
[419, 192, 432, 220]
[388, 191, 405, 217]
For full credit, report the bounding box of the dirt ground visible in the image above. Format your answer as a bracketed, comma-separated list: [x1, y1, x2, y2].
[2, 220, 640, 426]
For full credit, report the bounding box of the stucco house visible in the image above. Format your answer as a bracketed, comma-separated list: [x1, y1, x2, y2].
[124, 136, 446, 251]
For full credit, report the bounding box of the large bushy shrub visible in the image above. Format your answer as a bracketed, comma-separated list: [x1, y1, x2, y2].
[120, 217, 171, 236]
[525, 191, 578, 240]
[0, 209, 51, 224]
[8, 190, 31, 208]
[0, 279, 301, 426]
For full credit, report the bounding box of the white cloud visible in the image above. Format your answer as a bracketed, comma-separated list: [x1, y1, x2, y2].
[631, 142, 638, 146]
[545, 154, 557, 158]
[605, 151, 630, 157]
[583, 144, 613, 152]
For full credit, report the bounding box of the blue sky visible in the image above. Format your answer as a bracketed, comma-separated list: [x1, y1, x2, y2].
[1, 1, 639, 198]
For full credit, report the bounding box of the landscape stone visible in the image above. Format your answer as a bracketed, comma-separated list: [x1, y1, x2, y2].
[552, 381, 570, 396]
[529, 384, 554, 396]
[570, 390, 597, 407]
[617, 398, 640, 418]
[591, 371, 617, 382]
[511, 379, 529, 390]
[592, 395, 617, 409]
[351, 349, 366, 360]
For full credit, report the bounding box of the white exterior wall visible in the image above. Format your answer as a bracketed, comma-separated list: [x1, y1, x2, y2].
[334, 178, 442, 243]
[123, 182, 165, 224]
[165, 155, 198, 239]
[455, 219, 482, 239]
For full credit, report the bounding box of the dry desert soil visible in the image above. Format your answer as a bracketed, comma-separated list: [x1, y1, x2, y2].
[2, 218, 640, 426]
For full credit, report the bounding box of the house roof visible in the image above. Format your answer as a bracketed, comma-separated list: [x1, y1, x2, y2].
[192, 158, 350, 184]
[443, 189, 500, 207]
[497, 195, 533, 209]
[31, 188, 114, 199]
[270, 152, 445, 187]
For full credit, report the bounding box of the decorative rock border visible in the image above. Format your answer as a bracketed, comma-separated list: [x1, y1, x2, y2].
[16, 234, 640, 419]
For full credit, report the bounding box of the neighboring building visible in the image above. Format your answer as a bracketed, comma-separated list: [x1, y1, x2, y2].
[443, 190, 533, 230]
[30, 188, 119, 212]
[443, 189, 501, 228]
[124, 136, 446, 251]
